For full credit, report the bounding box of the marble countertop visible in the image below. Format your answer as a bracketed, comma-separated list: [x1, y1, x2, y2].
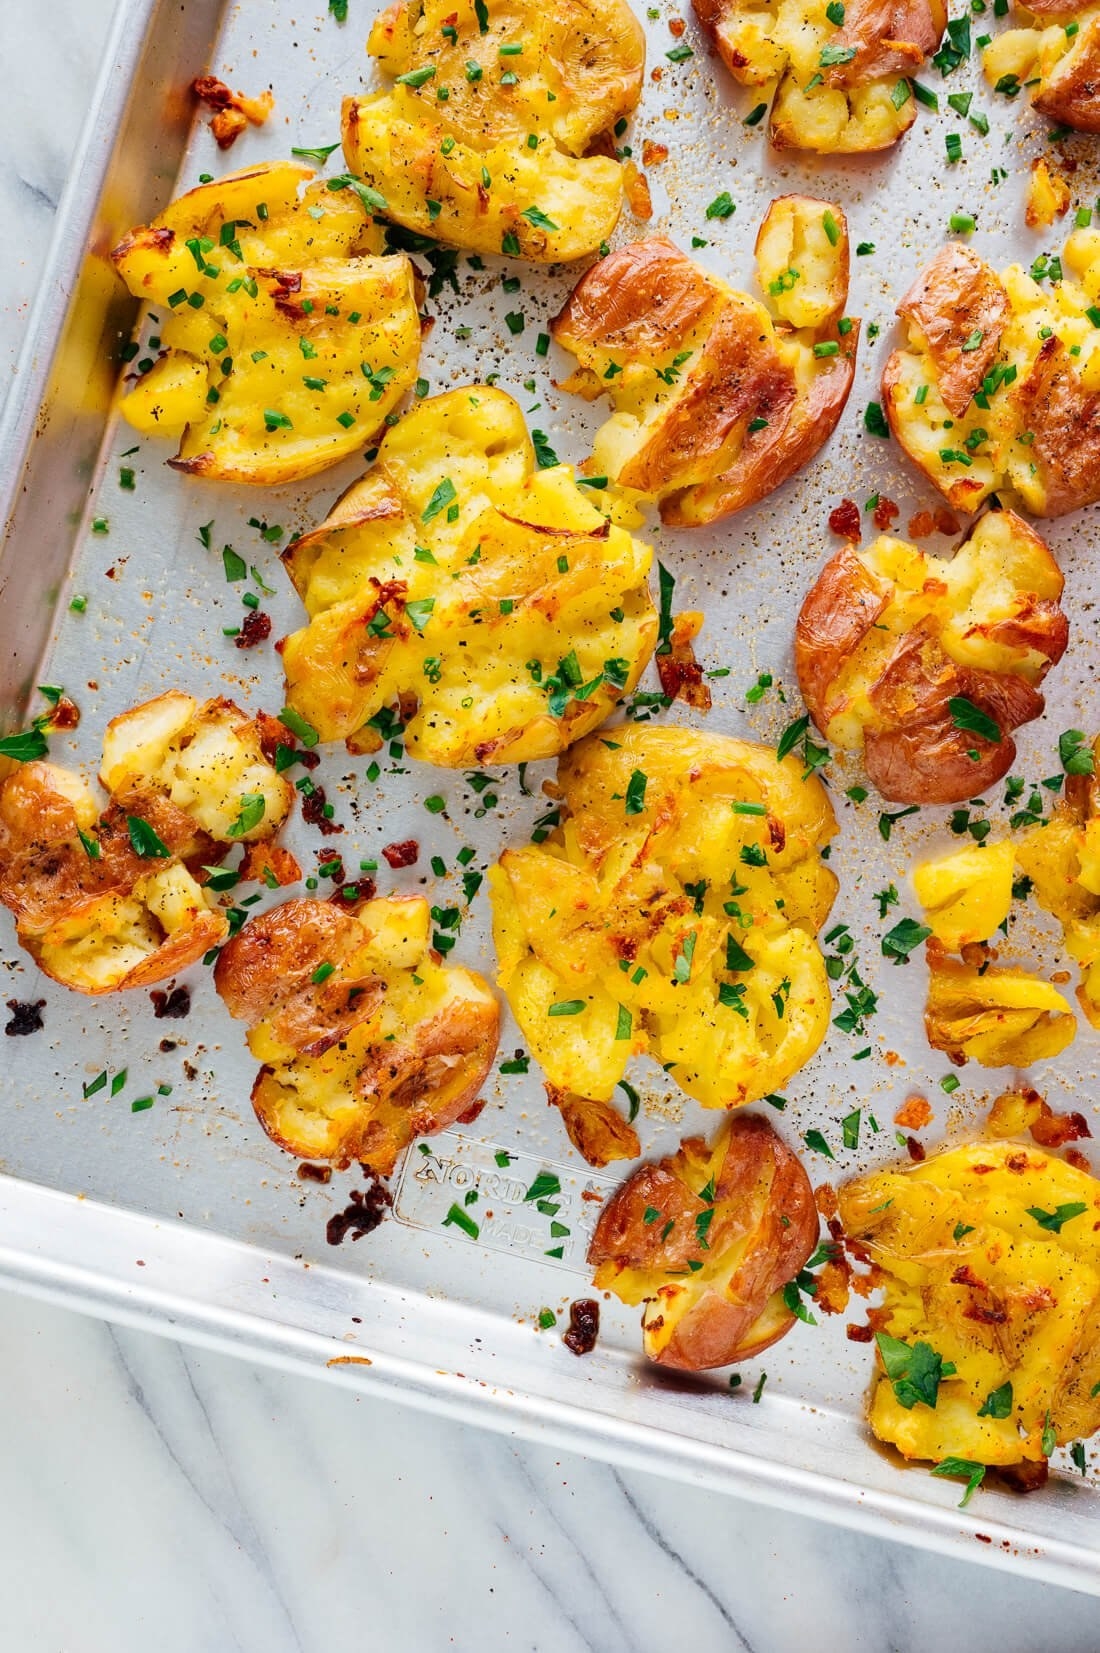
[1, 3, 1098, 1648]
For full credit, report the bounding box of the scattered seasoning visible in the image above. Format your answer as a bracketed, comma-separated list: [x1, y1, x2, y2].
[563, 1298, 600, 1355]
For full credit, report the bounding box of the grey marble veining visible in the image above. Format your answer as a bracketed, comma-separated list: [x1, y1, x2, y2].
[1, 3, 1099, 1649]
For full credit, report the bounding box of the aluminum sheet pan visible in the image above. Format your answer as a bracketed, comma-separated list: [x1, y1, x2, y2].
[3, 0, 1100, 1591]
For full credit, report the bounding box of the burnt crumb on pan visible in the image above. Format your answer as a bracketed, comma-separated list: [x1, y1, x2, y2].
[235, 610, 272, 649]
[298, 1162, 333, 1184]
[326, 1175, 393, 1244]
[159, 1038, 179, 1053]
[4, 999, 45, 1037]
[382, 838, 419, 869]
[563, 1298, 600, 1356]
[150, 985, 191, 1019]
[301, 782, 343, 835]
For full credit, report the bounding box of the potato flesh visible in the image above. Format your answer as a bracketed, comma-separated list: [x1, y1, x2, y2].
[886, 230, 1100, 513]
[101, 693, 293, 843]
[216, 895, 500, 1172]
[705, 0, 925, 152]
[280, 386, 657, 766]
[489, 726, 838, 1110]
[1017, 742, 1100, 1027]
[815, 513, 1064, 755]
[343, 0, 644, 260]
[912, 841, 1015, 951]
[111, 162, 422, 483]
[925, 951, 1076, 1066]
[0, 694, 290, 994]
[839, 1141, 1100, 1465]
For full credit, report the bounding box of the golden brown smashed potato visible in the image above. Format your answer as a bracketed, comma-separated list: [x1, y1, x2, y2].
[925, 945, 1077, 1067]
[883, 233, 1100, 515]
[840, 1140, 1100, 1471]
[214, 895, 499, 1172]
[280, 385, 657, 765]
[983, 4, 1100, 132]
[590, 1114, 819, 1369]
[795, 509, 1068, 804]
[1017, 738, 1100, 1028]
[111, 161, 422, 483]
[551, 199, 858, 526]
[488, 726, 838, 1117]
[341, 0, 645, 261]
[694, 0, 946, 152]
[0, 693, 292, 994]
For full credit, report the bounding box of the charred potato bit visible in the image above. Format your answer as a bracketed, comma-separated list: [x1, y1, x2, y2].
[795, 509, 1068, 804]
[590, 1114, 819, 1369]
[342, 0, 645, 262]
[1017, 738, 1100, 1028]
[111, 161, 422, 484]
[840, 1140, 1100, 1470]
[884, 233, 1100, 516]
[694, 0, 946, 152]
[983, 3, 1100, 133]
[0, 693, 292, 995]
[280, 386, 657, 766]
[214, 895, 499, 1172]
[912, 841, 1015, 952]
[488, 726, 838, 1113]
[925, 946, 1076, 1067]
[551, 200, 859, 527]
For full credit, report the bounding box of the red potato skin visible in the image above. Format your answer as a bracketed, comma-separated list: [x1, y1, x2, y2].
[214, 899, 385, 1058]
[861, 625, 1046, 804]
[552, 237, 715, 360]
[794, 542, 889, 726]
[1014, 335, 1100, 516]
[663, 319, 859, 526]
[589, 1114, 819, 1371]
[619, 293, 796, 498]
[826, 0, 947, 84]
[895, 245, 1008, 418]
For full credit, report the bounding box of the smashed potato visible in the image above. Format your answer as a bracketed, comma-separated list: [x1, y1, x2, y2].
[925, 946, 1076, 1067]
[590, 1115, 819, 1369]
[488, 726, 838, 1115]
[214, 895, 499, 1172]
[111, 161, 422, 483]
[840, 1140, 1100, 1470]
[0, 694, 292, 994]
[795, 509, 1068, 804]
[694, 0, 946, 152]
[341, 0, 645, 261]
[551, 200, 858, 526]
[280, 386, 657, 765]
[913, 841, 1015, 952]
[1016, 738, 1100, 1028]
[883, 233, 1100, 515]
[983, 4, 1100, 133]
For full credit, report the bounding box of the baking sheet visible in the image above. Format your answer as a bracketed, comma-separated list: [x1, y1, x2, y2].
[3, 0, 1100, 1587]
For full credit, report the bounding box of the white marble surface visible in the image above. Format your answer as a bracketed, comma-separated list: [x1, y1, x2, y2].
[1, 4, 1098, 1649]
